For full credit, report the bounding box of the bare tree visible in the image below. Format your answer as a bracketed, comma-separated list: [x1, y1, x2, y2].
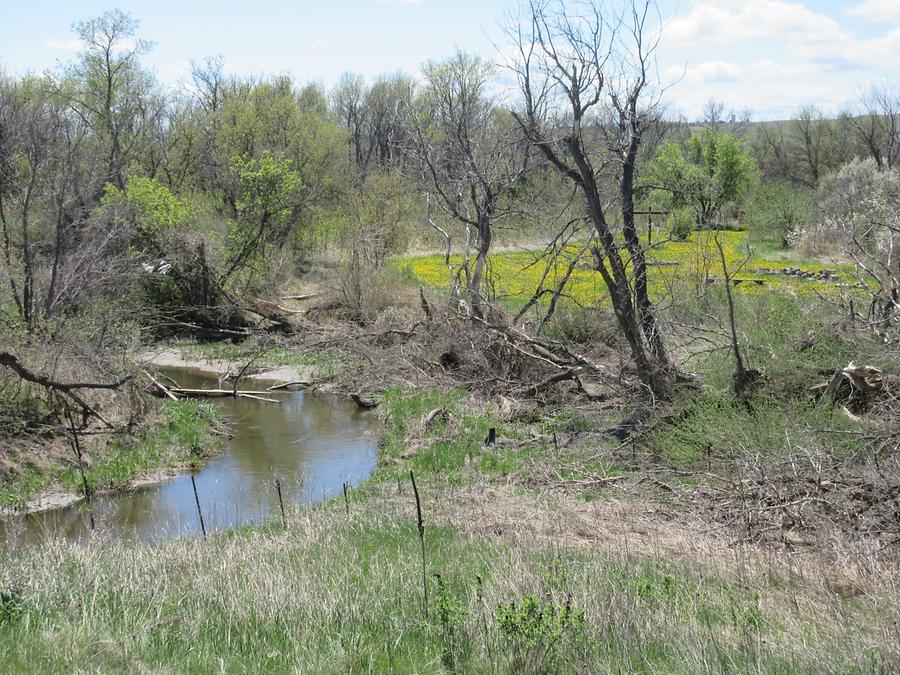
[333, 73, 415, 177]
[700, 99, 751, 136]
[506, 0, 676, 398]
[849, 84, 900, 171]
[407, 52, 530, 319]
[789, 106, 839, 188]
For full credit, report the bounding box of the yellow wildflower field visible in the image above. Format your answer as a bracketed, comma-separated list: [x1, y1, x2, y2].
[395, 230, 857, 309]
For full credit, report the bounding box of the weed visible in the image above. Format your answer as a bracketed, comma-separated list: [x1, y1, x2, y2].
[433, 573, 471, 671]
[496, 594, 585, 673]
[0, 588, 22, 625]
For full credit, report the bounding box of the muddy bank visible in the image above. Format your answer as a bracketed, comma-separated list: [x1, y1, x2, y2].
[0, 473, 179, 517]
[137, 347, 323, 387]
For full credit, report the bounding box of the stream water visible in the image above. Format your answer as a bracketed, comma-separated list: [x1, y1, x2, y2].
[0, 368, 379, 546]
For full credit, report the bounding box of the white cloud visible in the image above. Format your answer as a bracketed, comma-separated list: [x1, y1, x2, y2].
[663, 0, 850, 48]
[44, 39, 82, 53]
[656, 0, 900, 118]
[673, 61, 743, 84]
[846, 0, 900, 22]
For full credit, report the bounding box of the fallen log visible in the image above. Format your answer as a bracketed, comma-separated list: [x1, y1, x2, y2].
[281, 293, 320, 301]
[267, 380, 311, 391]
[144, 370, 178, 401]
[167, 387, 283, 403]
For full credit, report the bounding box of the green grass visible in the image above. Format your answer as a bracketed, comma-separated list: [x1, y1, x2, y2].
[167, 339, 352, 375]
[0, 400, 221, 510]
[369, 386, 585, 488]
[0, 507, 895, 673]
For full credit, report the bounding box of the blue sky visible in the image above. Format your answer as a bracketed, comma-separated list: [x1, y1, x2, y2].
[2, 0, 899, 119]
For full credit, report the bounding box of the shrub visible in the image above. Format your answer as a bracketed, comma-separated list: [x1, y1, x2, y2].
[667, 206, 696, 241]
[496, 595, 584, 672]
[744, 181, 813, 246]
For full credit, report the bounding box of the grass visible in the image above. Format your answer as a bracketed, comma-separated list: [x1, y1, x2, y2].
[396, 229, 858, 311]
[167, 339, 351, 374]
[0, 400, 221, 511]
[369, 386, 574, 489]
[0, 505, 896, 673]
[1, 234, 896, 671]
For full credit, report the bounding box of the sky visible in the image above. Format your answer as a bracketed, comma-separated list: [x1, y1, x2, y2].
[1, 0, 899, 120]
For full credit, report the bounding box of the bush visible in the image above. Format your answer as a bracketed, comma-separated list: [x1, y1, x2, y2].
[496, 595, 585, 672]
[744, 181, 813, 246]
[667, 207, 696, 241]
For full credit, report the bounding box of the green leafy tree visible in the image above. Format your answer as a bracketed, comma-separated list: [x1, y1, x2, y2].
[50, 9, 160, 193]
[743, 181, 813, 246]
[224, 152, 303, 282]
[648, 130, 759, 236]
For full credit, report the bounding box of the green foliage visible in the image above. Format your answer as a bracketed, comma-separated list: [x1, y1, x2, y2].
[123, 176, 192, 231]
[744, 181, 813, 245]
[667, 205, 697, 241]
[648, 130, 760, 231]
[101, 177, 193, 246]
[0, 588, 22, 626]
[433, 574, 471, 670]
[234, 152, 303, 229]
[225, 152, 303, 279]
[496, 594, 585, 672]
[212, 77, 348, 257]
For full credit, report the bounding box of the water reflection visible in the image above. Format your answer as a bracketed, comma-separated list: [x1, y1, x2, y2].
[0, 368, 378, 547]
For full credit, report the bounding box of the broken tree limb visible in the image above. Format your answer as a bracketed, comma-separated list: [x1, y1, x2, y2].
[0, 352, 132, 392]
[165, 387, 283, 403]
[0, 352, 122, 428]
[281, 293, 319, 301]
[266, 380, 311, 391]
[144, 370, 178, 401]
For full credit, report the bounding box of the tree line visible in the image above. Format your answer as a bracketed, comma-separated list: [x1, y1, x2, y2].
[1, 1, 897, 401]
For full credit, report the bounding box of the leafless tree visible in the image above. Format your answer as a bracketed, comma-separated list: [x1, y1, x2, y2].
[700, 99, 751, 136]
[332, 72, 415, 177]
[505, 0, 676, 398]
[406, 52, 530, 319]
[849, 84, 900, 171]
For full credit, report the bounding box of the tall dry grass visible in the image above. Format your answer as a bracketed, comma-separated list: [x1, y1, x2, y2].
[0, 497, 897, 673]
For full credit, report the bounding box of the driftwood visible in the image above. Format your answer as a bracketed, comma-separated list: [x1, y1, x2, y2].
[267, 380, 311, 391]
[169, 387, 282, 403]
[147, 380, 282, 403]
[143, 370, 178, 401]
[423, 407, 449, 428]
